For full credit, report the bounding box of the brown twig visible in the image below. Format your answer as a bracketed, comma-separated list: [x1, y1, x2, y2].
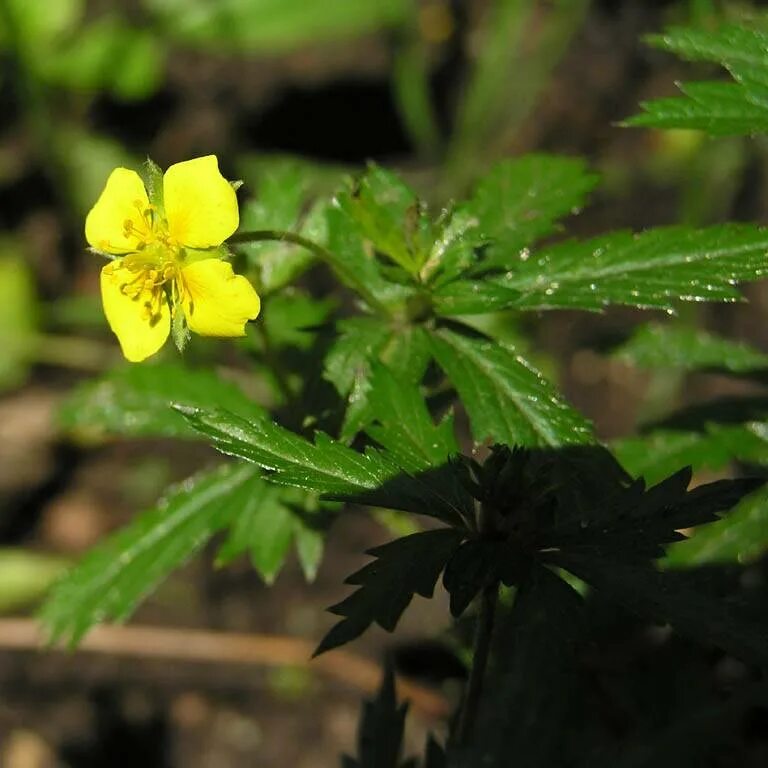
[0, 619, 450, 720]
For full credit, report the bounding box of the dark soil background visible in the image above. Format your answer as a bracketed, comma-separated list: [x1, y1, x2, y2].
[2, 1, 768, 766]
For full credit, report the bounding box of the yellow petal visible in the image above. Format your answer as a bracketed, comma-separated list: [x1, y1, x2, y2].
[163, 156, 239, 248]
[100, 262, 170, 362]
[85, 168, 150, 254]
[180, 259, 260, 337]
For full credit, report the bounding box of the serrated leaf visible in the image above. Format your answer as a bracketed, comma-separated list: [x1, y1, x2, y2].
[613, 425, 768, 485]
[365, 365, 457, 473]
[627, 25, 768, 136]
[342, 663, 413, 768]
[664, 485, 768, 567]
[428, 327, 594, 447]
[336, 166, 433, 276]
[462, 154, 599, 276]
[546, 551, 768, 665]
[497, 225, 768, 311]
[41, 463, 258, 645]
[432, 278, 523, 316]
[60, 362, 266, 439]
[325, 319, 431, 440]
[614, 323, 768, 372]
[316, 529, 464, 654]
[450, 566, 585, 767]
[177, 405, 396, 495]
[178, 405, 469, 525]
[215, 476, 324, 584]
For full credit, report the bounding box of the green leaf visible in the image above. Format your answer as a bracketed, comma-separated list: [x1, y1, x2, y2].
[462, 154, 599, 276]
[614, 323, 768, 372]
[0, 549, 68, 614]
[613, 425, 768, 485]
[324, 206, 414, 312]
[546, 551, 768, 665]
[176, 404, 396, 494]
[41, 462, 258, 645]
[500, 224, 768, 311]
[627, 25, 768, 136]
[316, 529, 464, 654]
[428, 327, 594, 447]
[178, 404, 469, 525]
[450, 566, 585, 768]
[324, 319, 430, 440]
[335, 166, 433, 276]
[342, 663, 414, 768]
[216, 477, 325, 584]
[61, 362, 266, 439]
[431, 278, 523, 316]
[664, 485, 768, 567]
[260, 290, 336, 351]
[143, 0, 408, 53]
[364, 365, 458, 473]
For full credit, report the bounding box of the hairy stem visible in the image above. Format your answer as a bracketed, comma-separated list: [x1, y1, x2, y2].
[455, 579, 499, 746]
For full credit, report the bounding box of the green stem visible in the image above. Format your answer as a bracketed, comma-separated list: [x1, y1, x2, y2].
[229, 229, 390, 315]
[455, 580, 499, 746]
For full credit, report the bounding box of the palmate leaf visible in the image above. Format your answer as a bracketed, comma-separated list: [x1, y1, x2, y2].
[496, 224, 768, 311]
[627, 24, 768, 136]
[428, 327, 594, 447]
[614, 323, 768, 373]
[60, 362, 266, 439]
[41, 462, 259, 645]
[316, 529, 464, 654]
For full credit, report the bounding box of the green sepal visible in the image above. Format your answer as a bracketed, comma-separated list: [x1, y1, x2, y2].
[171, 306, 190, 353]
[142, 157, 165, 217]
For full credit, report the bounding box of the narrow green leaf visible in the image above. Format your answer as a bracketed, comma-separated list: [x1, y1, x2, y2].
[500, 225, 768, 311]
[614, 323, 768, 372]
[316, 529, 464, 654]
[463, 154, 599, 275]
[428, 327, 594, 447]
[215, 477, 322, 584]
[60, 362, 266, 439]
[41, 463, 258, 645]
[176, 405, 397, 494]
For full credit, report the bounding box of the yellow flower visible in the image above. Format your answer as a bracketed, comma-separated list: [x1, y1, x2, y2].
[85, 155, 261, 362]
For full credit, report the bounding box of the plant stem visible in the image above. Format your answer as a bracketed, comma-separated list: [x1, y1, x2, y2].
[455, 579, 499, 746]
[229, 230, 390, 315]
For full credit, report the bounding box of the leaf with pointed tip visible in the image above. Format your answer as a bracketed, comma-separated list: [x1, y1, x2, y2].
[316, 529, 464, 654]
[215, 478, 326, 584]
[614, 324, 768, 372]
[60, 362, 266, 439]
[627, 25, 768, 136]
[342, 663, 415, 768]
[428, 327, 594, 447]
[41, 463, 258, 645]
[498, 225, 768, 311]
[664, 484, 768, 567]
[462, 154, 599, 276]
